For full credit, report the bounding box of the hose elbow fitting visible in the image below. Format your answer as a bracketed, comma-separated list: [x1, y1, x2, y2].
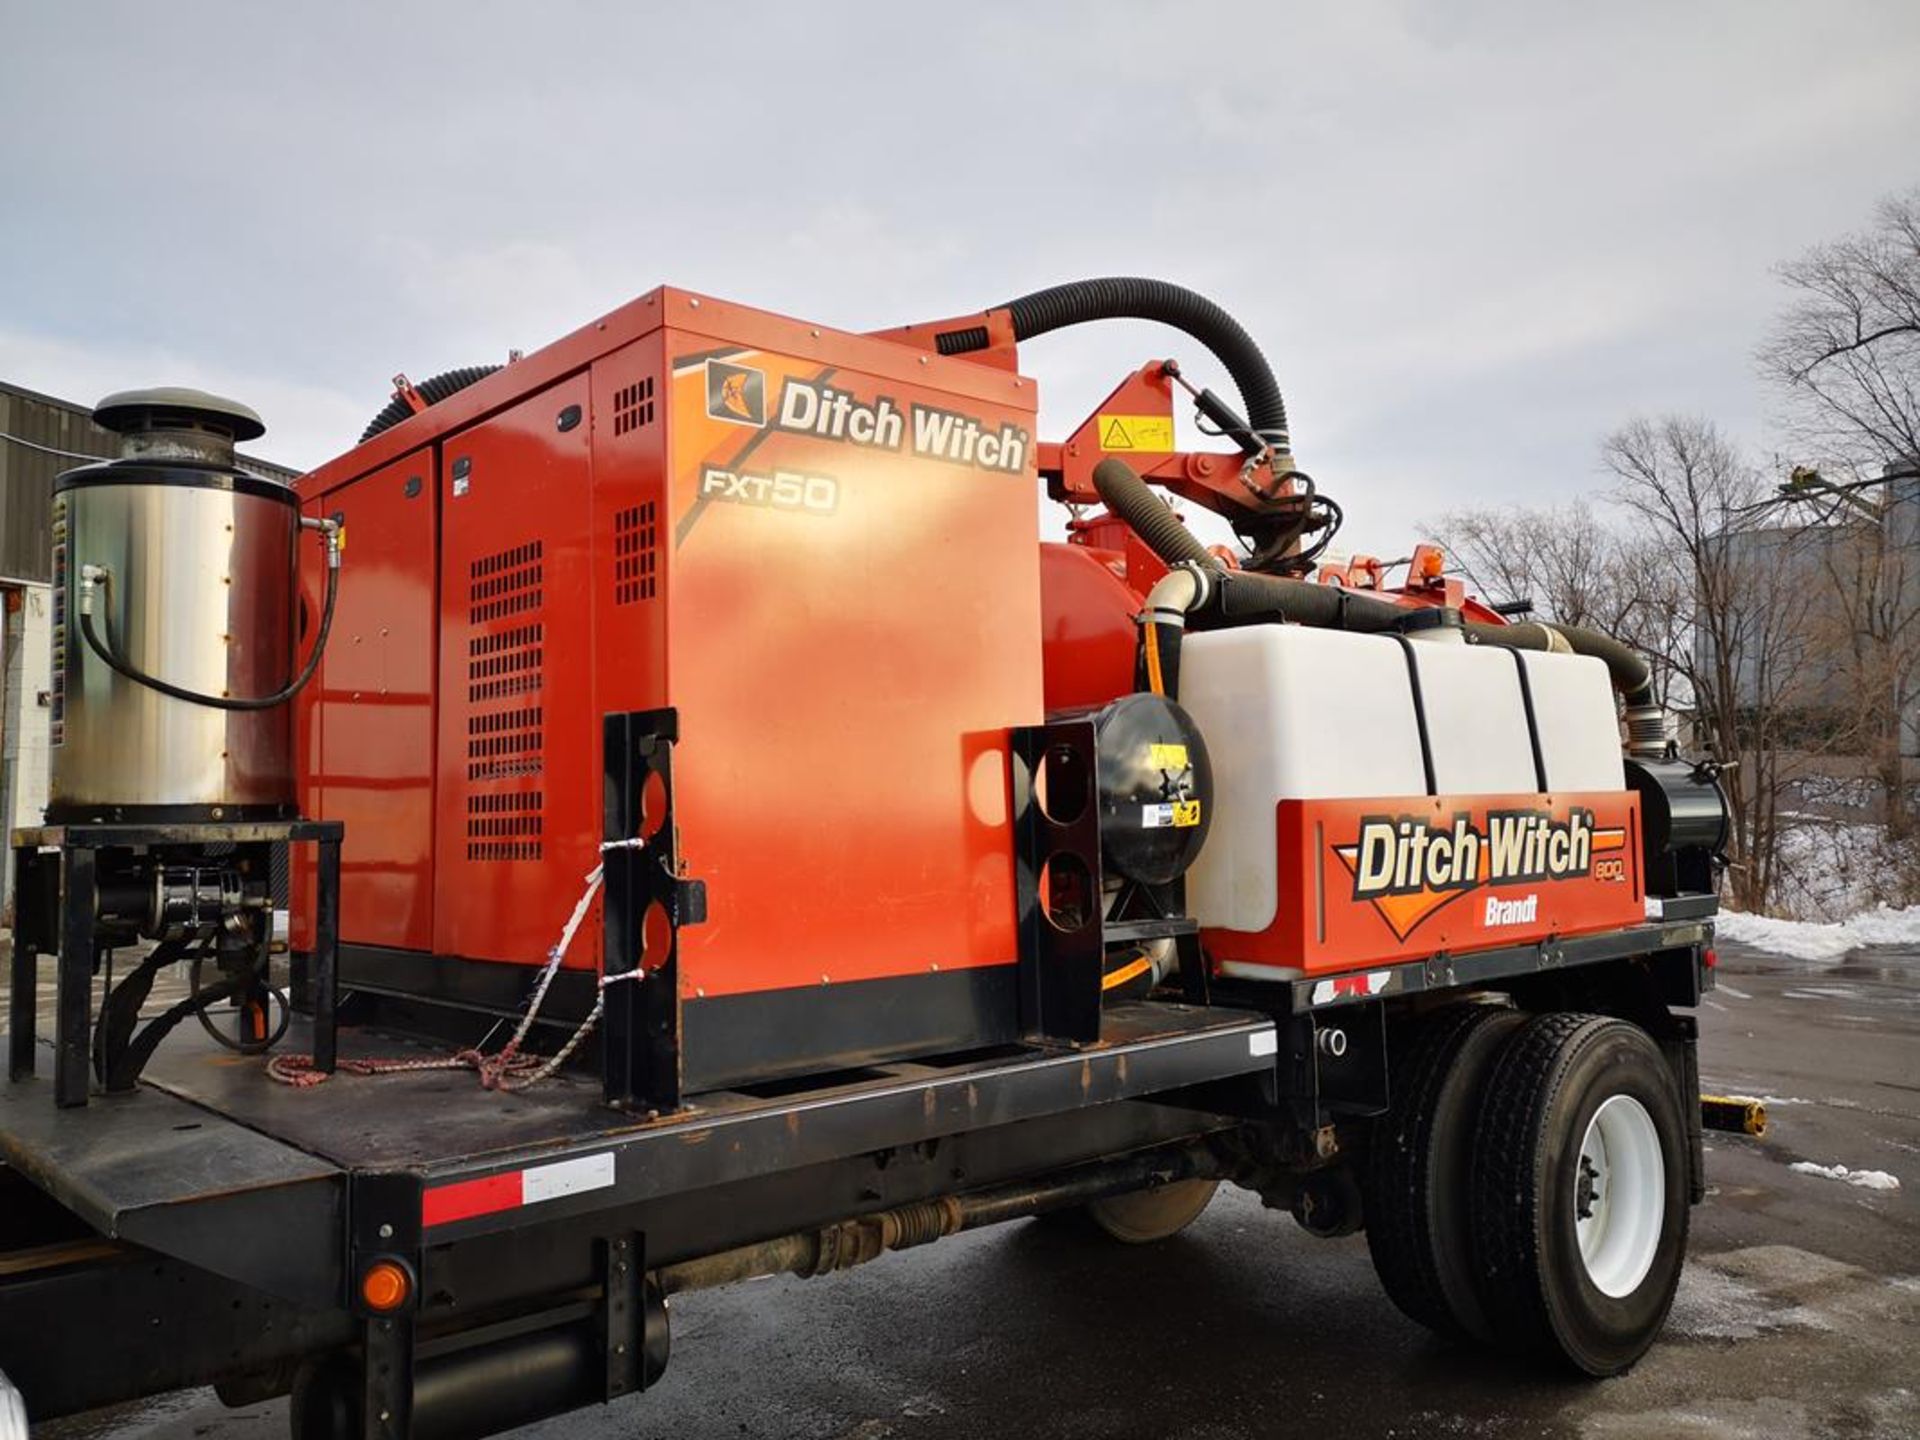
[1139, 562, 1214, 700]
[1145, 561, 1212, 627]
[77, 564, 107, 616]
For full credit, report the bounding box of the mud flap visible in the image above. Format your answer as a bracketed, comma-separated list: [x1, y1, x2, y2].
[1660, 1020, 1706, 1205]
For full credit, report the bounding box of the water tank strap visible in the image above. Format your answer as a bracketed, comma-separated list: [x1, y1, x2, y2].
[1387, 634, 1438, 797]
[1505, 647, 1551, 792]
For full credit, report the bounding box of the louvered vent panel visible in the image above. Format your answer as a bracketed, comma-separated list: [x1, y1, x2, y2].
[466, 705, 544, 781]
[468, 624, 545, 702]
[466, 791, 544, 862]
[470, 541, 544, 624]
[613, 377, 656, 436]
[613, 502, 658, 605]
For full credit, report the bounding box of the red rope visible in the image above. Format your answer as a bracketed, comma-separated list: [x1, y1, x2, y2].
[265, 1047, 547, 1089]
[268, 842, 647, 1092]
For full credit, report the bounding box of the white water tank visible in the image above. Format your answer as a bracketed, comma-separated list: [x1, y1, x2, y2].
[1179, 624, 1623, 935]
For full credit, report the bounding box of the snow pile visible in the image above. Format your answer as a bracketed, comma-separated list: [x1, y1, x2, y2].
[1715, 903, 1920, 961]
[1712, 812, 1920, 957]
[1788, 1161, 1901, 1191]
[1769, 819, 1897, 921]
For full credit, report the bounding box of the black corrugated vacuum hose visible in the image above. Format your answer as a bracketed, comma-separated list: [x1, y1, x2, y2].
[1213, 569, 1657, 709]
[943, 278, 1290, 451]
[1092, 456, 1656, 708]
[360, 365, 503, 443]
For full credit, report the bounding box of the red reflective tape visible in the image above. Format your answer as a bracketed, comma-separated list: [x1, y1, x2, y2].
[422, 1171, 523, 1227]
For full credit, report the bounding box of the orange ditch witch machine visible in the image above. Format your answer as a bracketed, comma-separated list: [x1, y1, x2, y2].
[3, 278, 1728, 1438]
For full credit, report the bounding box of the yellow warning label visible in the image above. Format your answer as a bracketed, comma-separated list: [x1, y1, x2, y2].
[335, 524, 347, 554]
[1147, 743, 1190, 770]
[1097, 414, 1175, 452]
[1171, 800, 1202, 828]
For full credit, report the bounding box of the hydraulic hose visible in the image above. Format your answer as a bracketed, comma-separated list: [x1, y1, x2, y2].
[946, 278, 1290, 451]
[1093, 456, 1657, 709]
[77, 519, 341, 713]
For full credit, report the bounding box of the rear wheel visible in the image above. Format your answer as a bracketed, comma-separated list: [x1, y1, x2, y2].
[1470, 1013, 1689, 1376]
[1364, 1003, 1525, 1341]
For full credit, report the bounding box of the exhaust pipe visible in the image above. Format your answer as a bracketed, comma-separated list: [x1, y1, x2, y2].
[288, 1144, 1214, 1440]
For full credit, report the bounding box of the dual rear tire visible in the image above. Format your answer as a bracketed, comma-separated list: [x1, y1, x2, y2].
[1366, 1008, 1689, 1375]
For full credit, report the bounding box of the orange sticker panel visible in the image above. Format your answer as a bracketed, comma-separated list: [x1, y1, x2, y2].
[1205, 791, 1643, 976]
[661, 337, 1043, 998]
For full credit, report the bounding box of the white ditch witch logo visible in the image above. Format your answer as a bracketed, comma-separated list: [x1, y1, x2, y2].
[1333, 808, 1624, 941]
[1484, 893, 1540, 927]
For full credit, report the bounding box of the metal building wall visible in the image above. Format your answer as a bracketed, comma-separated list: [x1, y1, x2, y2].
[3, 382, 302, 589]
[0, 382, 118, 584]
[1890, 466, 1920, 757]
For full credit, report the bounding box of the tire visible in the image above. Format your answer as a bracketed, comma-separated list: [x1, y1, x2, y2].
[0, 1366, 26, 1440]
[1050, 1179, 1219, 1243]
[1364, 1004, 1525, 1342]
[1470, 1012, 1689, 1376]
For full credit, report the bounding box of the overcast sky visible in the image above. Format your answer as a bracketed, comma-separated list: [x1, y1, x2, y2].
[4, 2, 1918, 557]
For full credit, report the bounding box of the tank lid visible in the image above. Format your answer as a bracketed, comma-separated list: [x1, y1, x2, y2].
[94, 387, 266, 443]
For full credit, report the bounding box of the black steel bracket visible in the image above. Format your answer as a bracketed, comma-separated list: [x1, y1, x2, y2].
[1010, 720, 1104, 1043]
[362, 1312, 416, 1440]
[1279, 1002, 1389, 1130]
[599, 1233, 670, 1400]
[348, 1170, 424, 1439]
[602, 709, 705, 1112]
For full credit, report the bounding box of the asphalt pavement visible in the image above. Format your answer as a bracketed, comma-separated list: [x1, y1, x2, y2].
[26, 938, 1920, 1440]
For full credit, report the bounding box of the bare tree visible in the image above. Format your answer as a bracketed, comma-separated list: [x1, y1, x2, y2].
[1606, 529, 1694, 717]
[1424, 500, 1630, 630]
[1762, 188, 1920, 846]
[1424, 502, 1691, 712]
[1761, 187, 1920, 472]
[1603, 416, 1823, 911]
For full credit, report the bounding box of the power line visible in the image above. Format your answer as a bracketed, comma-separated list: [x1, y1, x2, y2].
[1, 428, 295, 483]
[0, 430, 111, 463]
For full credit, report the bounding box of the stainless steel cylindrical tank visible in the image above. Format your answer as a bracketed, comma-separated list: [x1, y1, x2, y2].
[48, 389, 304, 822]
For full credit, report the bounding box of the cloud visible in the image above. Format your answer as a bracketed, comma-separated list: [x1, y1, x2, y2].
[2, 1, 1918, 552]
[0, 327, 366, 473]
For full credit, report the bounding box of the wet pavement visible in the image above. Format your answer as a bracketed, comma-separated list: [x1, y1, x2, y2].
[24, 940, 1920, 1440]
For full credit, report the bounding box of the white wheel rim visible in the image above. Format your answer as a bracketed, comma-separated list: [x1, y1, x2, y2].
[1574, 1094, 1664, 1298]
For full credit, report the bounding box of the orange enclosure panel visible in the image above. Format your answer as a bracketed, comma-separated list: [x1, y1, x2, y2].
[431, 372, 601, 967]
[658, 336, 1043, 998]
[293, 449, 439, 954]
[1207, 791, 1644, 977]
[293, 289, 1045, 1012]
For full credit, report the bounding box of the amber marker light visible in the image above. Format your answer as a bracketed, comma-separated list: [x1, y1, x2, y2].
[360, 1259, 412, 1313]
